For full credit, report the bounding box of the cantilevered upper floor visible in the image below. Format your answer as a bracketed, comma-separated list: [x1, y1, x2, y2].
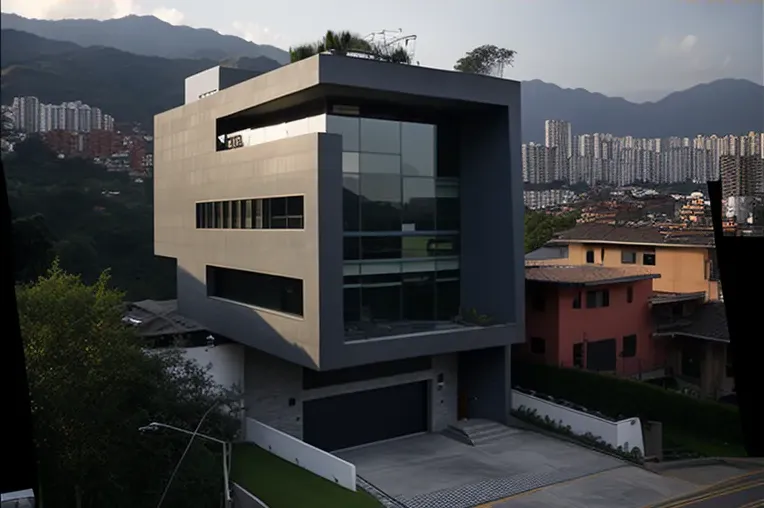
[154, 53, 525, 371]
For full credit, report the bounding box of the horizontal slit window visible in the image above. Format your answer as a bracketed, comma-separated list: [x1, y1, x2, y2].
[207, 265, 304, 317]
[196, 196, 304, 230]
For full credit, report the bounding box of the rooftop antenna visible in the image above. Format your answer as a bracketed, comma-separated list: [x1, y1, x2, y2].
[364, 28, 418, 64]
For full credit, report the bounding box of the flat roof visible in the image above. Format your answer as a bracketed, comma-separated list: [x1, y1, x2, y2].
[525, 264, 660, 286]
[549, 223, 715, 248]
[158, 53, 521, 122]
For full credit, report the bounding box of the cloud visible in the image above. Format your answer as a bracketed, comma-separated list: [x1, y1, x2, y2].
[229, 21, 285, 47]
[721, 55, 732, 69]
[151, 7, 184, 25]
[678, 35, 698, 53]
[2, 0, 184, 24]
[657, 34, 698, 57]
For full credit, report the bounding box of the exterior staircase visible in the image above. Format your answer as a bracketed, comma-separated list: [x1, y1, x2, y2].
[442, 418, 523, 446]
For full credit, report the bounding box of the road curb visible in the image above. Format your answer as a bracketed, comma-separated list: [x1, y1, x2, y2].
[646, 457, 764, 473]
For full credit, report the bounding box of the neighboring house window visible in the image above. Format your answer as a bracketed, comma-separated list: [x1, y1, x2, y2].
[600, 247, 605, 262]
[573, 343, 584, 367]
[621, 250, 637, 264]
[572, 291, 582, 309]
[586, 250, 595, 263]
[643, 252, 656, 266]
[622, 334, 637, 357]
[586, 289, 610, 308]
[627, 286, 634, 303]
[530, 337, 546, 355]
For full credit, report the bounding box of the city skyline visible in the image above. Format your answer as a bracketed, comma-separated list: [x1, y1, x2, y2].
[7, 96, 116, 133]
[524, 119, 763, 187]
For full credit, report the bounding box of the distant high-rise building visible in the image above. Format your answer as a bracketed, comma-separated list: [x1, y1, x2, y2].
[7, 96, 116, 134]
[544, 120, 572, 181]
[720, 155, 764, 199]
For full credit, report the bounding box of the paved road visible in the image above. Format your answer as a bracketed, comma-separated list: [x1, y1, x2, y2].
[647, 470, 764, 508]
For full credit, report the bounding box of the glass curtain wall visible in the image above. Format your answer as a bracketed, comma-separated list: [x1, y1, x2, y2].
[327, 115, 461, 324]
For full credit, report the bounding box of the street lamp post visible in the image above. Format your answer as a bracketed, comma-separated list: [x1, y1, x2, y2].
[139, 422, 232, 508]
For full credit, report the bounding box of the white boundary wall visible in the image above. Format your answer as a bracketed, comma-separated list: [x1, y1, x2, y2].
[231, 483, 270, 508]
[245, 417, 357, 491]
[180, 343, 244, 391]
[512, 390, 644, 454]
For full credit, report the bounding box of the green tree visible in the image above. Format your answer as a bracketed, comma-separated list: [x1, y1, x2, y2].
[454, 44, 517, 77]
[12, 213, 56, 283]
[524, 210, 579, 253]
[289, 30, 412, 64]
[18, 263, 239, 508]
[6, 138, 176, 300]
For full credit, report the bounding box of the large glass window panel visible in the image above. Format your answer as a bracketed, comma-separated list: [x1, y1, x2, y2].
[361, 285, 401, 321]
[326, 115, 360, 152]
[402, 177, 436, 231]
[401, 235, 432, 258]
[361, 262, 401, 277]
[427, 235, 460, 257]
[361, 236, 402, 260]
[344, 237, 360, 261]
[401, 122, 436, 177]
[343, 174, 360, 232]
[360, 174, 402, 232]
[286, 196, 304, 229]
[401, 260, 437, 273]
[344, 287, 361, 322]
[436, 280, 460, 320]
[360, 118, 401, 154]
[343, 152, 360, 173]
[360, 153, 401, 175]
[402, 272, 436, 320]
[436, 179, 460, 231]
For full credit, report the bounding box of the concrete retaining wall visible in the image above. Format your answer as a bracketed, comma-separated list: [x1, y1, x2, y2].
[244, 417, 356, 491]
[512, 390, 645, 454]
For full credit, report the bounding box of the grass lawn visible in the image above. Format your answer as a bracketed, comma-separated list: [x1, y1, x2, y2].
[231, 443, 382, 508]
[663, 427, 747, 458]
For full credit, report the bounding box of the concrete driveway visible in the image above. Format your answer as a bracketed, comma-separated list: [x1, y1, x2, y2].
[336, 428, 631, 508]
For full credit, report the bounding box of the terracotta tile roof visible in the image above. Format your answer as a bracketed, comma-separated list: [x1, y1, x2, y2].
[549, 223, 715, 247]
[525, 264, 660, 286]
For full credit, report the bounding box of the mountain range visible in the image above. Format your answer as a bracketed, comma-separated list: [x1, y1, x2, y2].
[0, 12, 290, 64]
[1, 14, 762, 142]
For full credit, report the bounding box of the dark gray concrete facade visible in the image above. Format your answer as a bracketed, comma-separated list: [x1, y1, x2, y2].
[154, 54, 525, 377]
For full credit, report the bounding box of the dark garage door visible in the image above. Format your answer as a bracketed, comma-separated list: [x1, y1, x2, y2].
[303, 381, 428, 452]
[587, 338, 617, 372]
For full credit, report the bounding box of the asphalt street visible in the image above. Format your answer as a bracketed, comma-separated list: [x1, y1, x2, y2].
[647, 470, 764, 508]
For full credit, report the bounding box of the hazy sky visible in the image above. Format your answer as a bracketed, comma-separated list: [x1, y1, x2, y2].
[3, 0, 763, 102]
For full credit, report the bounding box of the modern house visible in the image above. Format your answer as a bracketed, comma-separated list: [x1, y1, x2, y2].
[545, 223, 721, 301]
[153, 54, 525, 452]
[519, 263, 663, 377]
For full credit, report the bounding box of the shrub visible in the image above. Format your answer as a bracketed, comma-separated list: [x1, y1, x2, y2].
[512, 362, 742, 444]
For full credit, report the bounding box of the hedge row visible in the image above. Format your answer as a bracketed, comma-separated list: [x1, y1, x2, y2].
[512, 362, 742, 444]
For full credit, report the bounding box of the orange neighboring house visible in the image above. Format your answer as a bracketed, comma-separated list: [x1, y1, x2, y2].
[519, 263, 664, 377]
[544, 223, 721, 301]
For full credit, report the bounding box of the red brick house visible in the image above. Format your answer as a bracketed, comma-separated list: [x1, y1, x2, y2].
[518, 263, 664, 377]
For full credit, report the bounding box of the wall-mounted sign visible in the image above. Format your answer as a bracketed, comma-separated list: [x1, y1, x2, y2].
[226, 134, 244, 150]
